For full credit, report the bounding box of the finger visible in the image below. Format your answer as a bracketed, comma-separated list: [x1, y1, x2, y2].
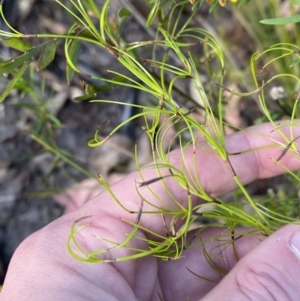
[168, 121, 300, 196]
[84, 122, 300, 235]
[158, 227, 264, 301]
[64, 121, 300, 268]
[200, 224, 300, 301]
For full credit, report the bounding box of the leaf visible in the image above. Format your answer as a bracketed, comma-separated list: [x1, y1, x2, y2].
[111, 74, 128, 84]
[276, 135, 300, 161]
[82, 82, 112, 94]
[0, 41, 50, 75]
[289, 0, 300, 5]
[2, 37, 32, 51]
[87, 138, 102, 147]
[77, 28, 99, 41]
[0, 60, 31, 103]
[65, 23, 84, 82]
[146, 1, 160, 27]
[66, 39, 81, 84]
[36, 40, 57, 71]
[119, 8, 131, 18]
[260, 14, 300, 25]
[74, 94, 96, 101]
[290, 58, 300, 67]
[48, 114, 63, 128]
[118, 8, 132, 27]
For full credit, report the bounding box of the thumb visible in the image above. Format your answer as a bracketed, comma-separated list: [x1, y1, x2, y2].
[201, 225, 300, 301]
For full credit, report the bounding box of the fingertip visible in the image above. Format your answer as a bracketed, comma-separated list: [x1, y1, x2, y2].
[202, 224, 300, 301]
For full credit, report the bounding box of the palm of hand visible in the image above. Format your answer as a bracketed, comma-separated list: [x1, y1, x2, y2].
[2, 122, 300, 301]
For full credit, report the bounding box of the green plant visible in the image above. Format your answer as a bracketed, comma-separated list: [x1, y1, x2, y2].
[1, 0, 300, 271]
[229, 0, 300, 123]
[0, 59, 97, 182]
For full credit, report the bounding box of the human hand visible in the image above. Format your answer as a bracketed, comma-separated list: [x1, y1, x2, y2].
[1, 122, 300, 301]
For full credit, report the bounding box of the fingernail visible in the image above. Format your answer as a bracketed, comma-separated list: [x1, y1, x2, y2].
[290, 230, 300, 260]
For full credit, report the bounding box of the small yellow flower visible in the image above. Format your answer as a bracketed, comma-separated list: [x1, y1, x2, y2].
[206, 0, 239, 7]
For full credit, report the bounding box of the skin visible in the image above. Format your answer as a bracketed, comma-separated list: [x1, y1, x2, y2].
[2, 122, 300, 301]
